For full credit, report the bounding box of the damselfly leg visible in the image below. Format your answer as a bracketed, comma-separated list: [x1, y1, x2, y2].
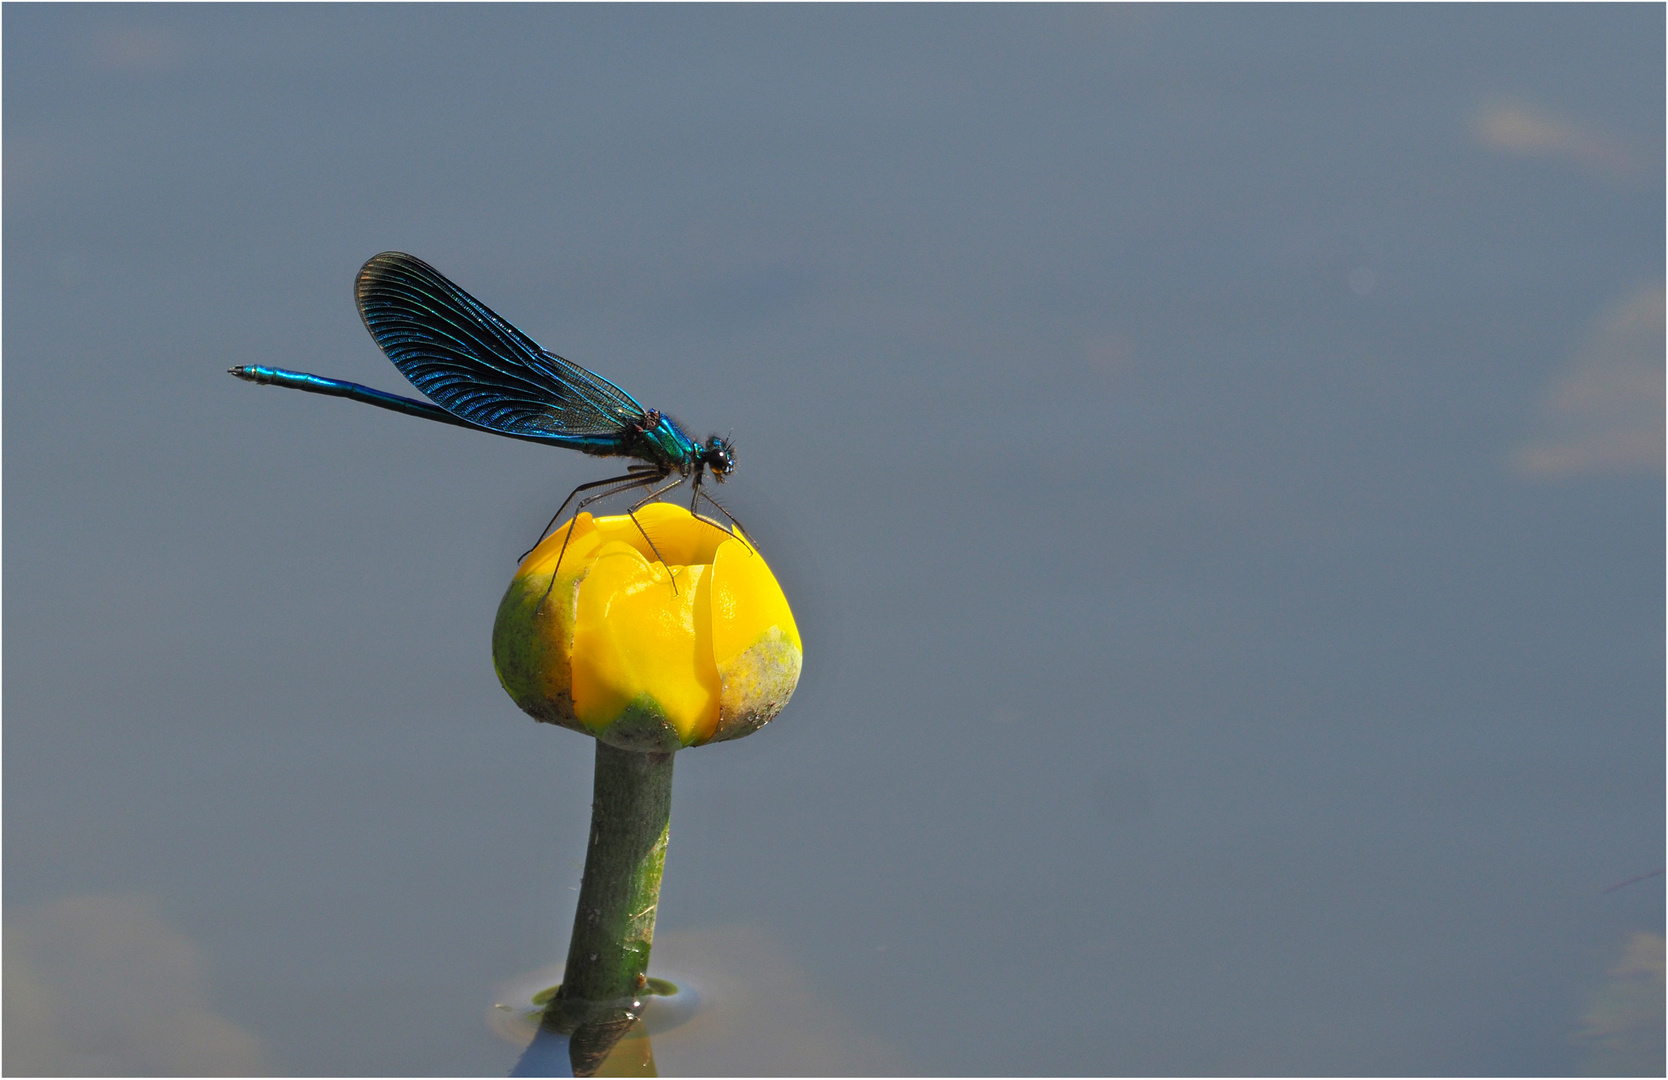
[522, 465, 663, 561]
[623, 474, 697, 594]
[690, 482, 754, 556]
[531, 465, 752, 611]
[533, 469, 667, 612]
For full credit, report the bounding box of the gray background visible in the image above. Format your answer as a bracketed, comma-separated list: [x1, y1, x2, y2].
[5, 5, 1663, 1076]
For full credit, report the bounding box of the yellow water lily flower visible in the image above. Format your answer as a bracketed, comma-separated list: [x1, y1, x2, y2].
[493, 502, 802, 751]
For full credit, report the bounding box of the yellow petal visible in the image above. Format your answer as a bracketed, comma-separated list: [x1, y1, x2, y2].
[710, 537, 801, 666]
[519, 512, 602, 581]
[571, 539, 720, 747]
[707, 536, 802, 744]
[590, 501, 732, 569]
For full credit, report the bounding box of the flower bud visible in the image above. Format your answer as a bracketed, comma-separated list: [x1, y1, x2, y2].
[493, 502, 801, 751]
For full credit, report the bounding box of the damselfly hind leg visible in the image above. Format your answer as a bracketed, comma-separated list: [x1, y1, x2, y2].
[532, 470, 665, 613]
[522, 465, 661, 561]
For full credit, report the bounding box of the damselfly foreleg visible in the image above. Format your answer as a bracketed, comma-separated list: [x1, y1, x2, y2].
[624, 475, 693, 593]
[687, 471, 753, 555]
[692, 486, 754, 556]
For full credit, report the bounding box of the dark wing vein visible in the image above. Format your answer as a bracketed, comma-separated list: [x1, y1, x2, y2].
[354, 252, 645, 439]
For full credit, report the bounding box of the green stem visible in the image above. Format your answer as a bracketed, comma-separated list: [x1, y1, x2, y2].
[554, 740, 674, 1013]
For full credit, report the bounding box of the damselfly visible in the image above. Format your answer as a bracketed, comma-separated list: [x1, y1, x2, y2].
[231, 252, 746, 591]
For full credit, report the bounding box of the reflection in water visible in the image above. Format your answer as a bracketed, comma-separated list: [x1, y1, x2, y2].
[493, 927, 904, 1075]
[512, 1011, 656, 1078]
[1510, 282, 1666, 479]
[3, 894, 274, 1076]
[497, 972, 692, 1077]
[1573, 931, 1665, 1077]
[1472, 98, 1642, 180]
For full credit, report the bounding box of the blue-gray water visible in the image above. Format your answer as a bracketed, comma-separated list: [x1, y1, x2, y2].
[5, 6, 1662, 1075]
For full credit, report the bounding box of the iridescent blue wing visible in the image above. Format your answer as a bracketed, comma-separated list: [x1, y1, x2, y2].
[354, 252, 646, 440]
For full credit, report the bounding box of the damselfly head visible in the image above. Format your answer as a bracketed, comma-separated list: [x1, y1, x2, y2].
[701, 435, 735, 481]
